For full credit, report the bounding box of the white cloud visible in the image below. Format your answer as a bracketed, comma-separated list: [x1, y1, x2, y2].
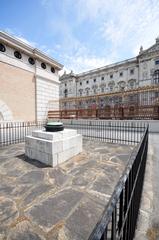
[79, 0, 159, 55]
[16, 36, 36, 47]
[58, 0, 159, 73]
[75, 0, 105, 22]
[41, 0, 51, 7]
[59, 66, 70, 76]
[19, 0, 159, 74]
[73, 0, 159, 58]
[62, 52, 114, 74]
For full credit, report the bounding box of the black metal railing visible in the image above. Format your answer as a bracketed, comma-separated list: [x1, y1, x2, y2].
[0, 120, 146, 147]
[62, 119, 147, 145]
[0, 121, 45, 147]
[88, 125, 148, 240]
[0, 119, 148, 239]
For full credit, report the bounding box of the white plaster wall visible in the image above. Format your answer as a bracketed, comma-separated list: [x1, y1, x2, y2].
[138, 57, 159, 88]
[76, 63, 138, 96]
[60, 62, 138, 100]
[0, 42, 61, 122]
[0, 50, 35, 73]
[36, 77, 59, 120]
[36, 67, 59, 83]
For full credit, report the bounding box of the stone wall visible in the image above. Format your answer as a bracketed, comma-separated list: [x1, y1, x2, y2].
[36, 77, 59, 121]
[0, 31, 63, 121]
[0, 62, 36, 121]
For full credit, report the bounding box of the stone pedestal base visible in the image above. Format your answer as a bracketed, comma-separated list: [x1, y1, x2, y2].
[25, 129, 82, 167]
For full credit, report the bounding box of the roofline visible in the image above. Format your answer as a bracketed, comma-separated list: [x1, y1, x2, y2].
[60, 57, 137, 79]
[0, 31, 63, 70]
[77, 57, 137, 77]
[138, 43, 159, 57]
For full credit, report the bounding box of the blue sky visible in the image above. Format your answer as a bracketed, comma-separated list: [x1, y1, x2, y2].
[1, 0, 159, 74]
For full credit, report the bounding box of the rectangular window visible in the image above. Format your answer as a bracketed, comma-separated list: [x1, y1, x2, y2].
[110, 86, 113, 91]
[94, 78, 96, 82]
[86, 80, 89, 84]
[120, 72, 123, 77]
[110, 74, 113, 79]
[155, 60, 159, 65]
[130, 69, 134, 74]
[80, 82, 82, 85]
[101, 76, 104, 80]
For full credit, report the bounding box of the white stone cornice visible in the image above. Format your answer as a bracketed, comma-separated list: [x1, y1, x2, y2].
[33, 49, 63, 70]
[0, 31, 63, 70]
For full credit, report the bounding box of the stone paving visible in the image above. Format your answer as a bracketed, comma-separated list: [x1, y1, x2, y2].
[0, 139, 133, 240]
[135, 133, 159, 240]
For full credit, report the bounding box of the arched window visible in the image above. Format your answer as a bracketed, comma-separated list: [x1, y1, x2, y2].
[108, 81, 115, 92]
[129, 81, 134, 89]
[153, 70, 159, 84]
[64, 89, 68, 97]
[118, 81, 126, 91]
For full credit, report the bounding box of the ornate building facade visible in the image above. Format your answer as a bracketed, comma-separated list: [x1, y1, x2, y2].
[58, 38, 159, 119]
[0, 31, 63, 121]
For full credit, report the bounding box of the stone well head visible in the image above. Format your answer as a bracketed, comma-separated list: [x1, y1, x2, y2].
[44, 121, 64, 132]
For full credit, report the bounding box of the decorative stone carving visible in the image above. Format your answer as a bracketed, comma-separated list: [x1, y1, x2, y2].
[108, 81, 115, 86]
[92, 84, 98, 89]
[139, 46, 143, 54]
[144, 44, 159, 54]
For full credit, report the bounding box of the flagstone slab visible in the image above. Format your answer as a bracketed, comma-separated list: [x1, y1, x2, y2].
[0, 139, 134, 239]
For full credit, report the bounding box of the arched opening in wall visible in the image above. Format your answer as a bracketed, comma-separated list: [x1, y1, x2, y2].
[0, 112, 4, 121]
[64, 89, 68, 98]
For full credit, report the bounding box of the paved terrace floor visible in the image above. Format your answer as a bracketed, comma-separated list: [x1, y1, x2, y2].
[0, 139, 134, 240]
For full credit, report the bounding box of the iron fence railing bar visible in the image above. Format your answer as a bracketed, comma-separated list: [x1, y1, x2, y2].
[0, 120, 148, 239]
[118, 131, 147, 236]
[0, 120, 145, 146]
[0, 121, 45, 147]
[88, 126, 148, 240]
[62, 120, 146, 145]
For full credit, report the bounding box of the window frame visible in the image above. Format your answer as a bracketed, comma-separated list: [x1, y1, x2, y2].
[0, 43, 6, 52]
[41, 62, 46, 69]
[14, 50, 22, 59]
